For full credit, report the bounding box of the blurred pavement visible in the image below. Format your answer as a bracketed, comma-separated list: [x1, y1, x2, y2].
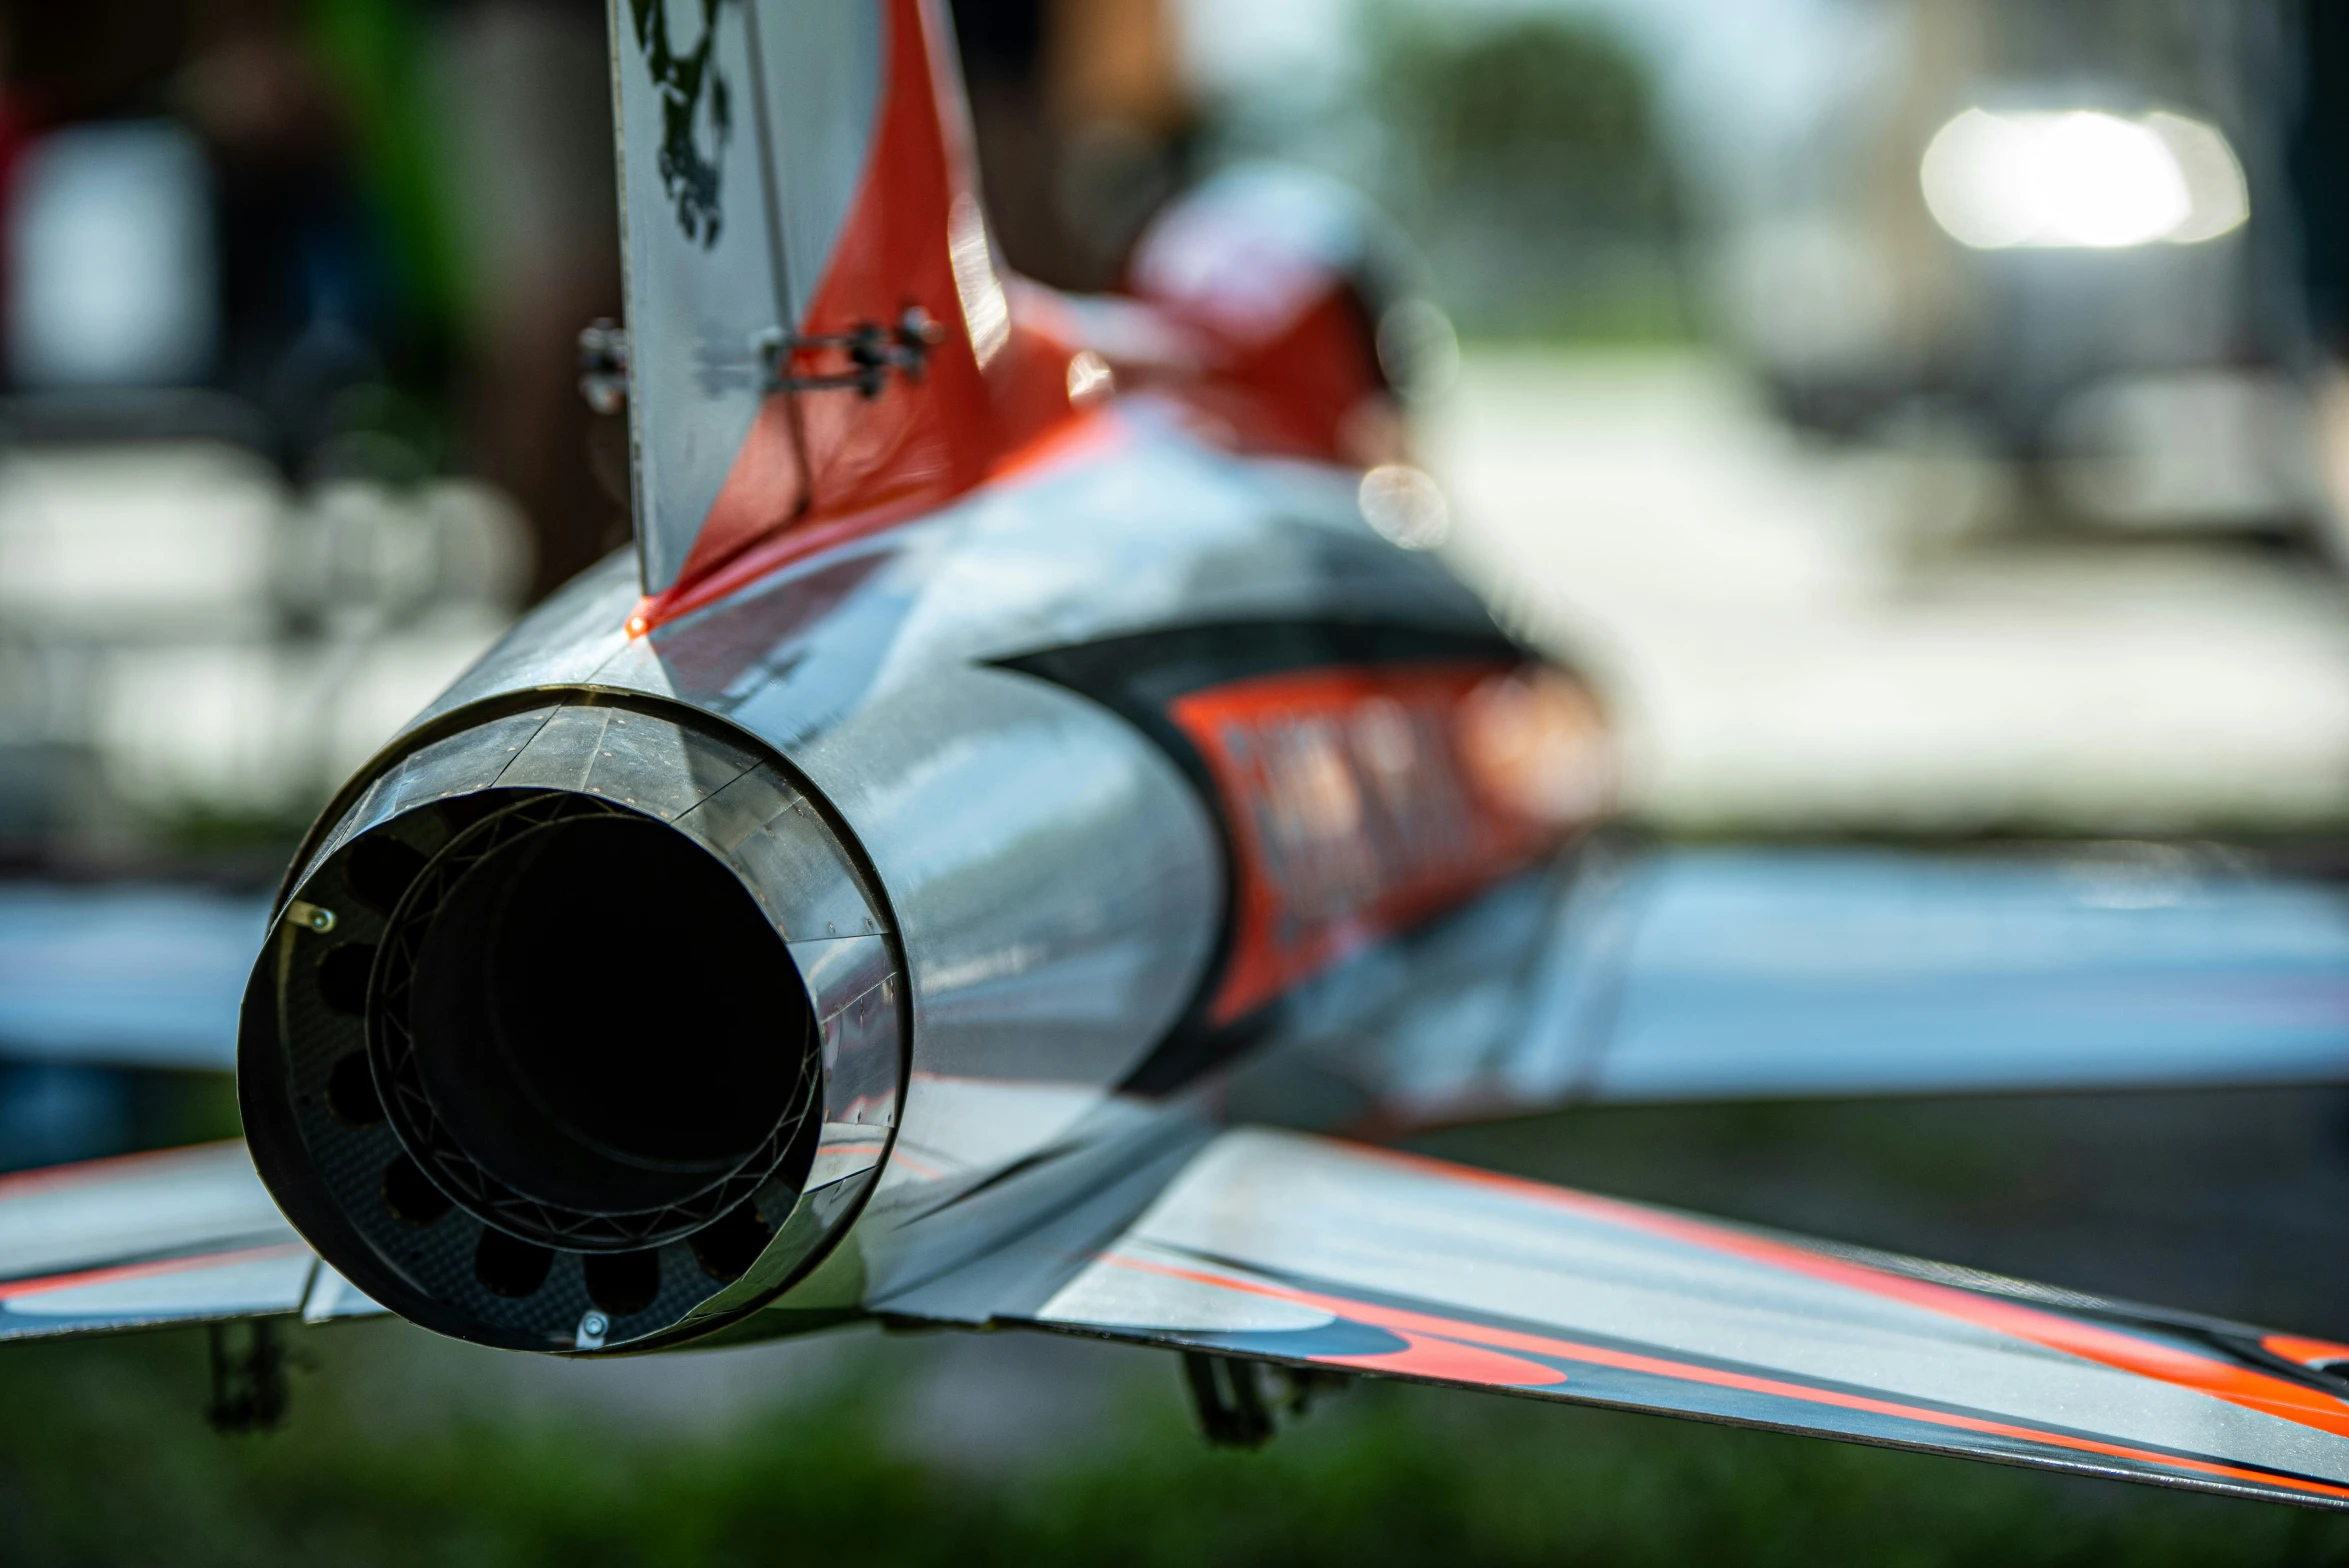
[1432, 349, 2349, 835]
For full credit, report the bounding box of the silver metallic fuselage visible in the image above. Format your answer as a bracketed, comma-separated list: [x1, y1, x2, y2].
[243, 400, 1556, 1351]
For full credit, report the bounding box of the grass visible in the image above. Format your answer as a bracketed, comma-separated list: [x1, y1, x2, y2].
[3, 1319, 2349, 1566]
[7, 1090, 2347, 1564]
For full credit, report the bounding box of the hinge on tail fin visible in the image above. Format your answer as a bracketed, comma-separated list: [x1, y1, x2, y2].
[578, 319, 631, 414]
[757, 306, 946, 399]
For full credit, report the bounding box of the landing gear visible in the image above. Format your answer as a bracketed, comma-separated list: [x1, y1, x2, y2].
[207, 1319, 290, 1434]
[1180, 1351, 1351, 1448]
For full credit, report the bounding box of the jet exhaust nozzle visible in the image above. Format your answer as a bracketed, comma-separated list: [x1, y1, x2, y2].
[240, 700, 905, 1352]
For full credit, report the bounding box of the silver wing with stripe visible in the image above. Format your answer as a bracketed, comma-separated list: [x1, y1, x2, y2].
[1297, 842, 2349, 1123]
[0, 1141, 380, 1340]
[978, 1127, 2349, 1511]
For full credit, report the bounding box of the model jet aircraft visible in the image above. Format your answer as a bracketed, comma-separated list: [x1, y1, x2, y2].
[16, 0, 2349, 1512]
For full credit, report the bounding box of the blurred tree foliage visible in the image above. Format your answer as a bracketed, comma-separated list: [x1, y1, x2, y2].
[1380, 17, 1661, 203]
[1367, 9, 1685, 341]
[303, 0, 467, 391]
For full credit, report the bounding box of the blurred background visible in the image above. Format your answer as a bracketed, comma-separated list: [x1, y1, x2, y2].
[12, 0, 2349, 1561]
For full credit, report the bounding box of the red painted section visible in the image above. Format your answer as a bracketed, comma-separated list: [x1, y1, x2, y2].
[1096, 1250, 2349, 1505]
[677, 398, 810, 593]
[1362, 1145, 2349, 1446]
[2269, 1335, 2349, 1369]
[649, 0, 1085, 623]
[1169, 662, 1564, 1024]
[1118, 171, 1403, 466]
[1150, 290, 1387, 464]
[777, 0, 995, 529]
[635, 408, 1125, 633]
[631, 0, 1416, 627]
[985, 403, 1124, 484]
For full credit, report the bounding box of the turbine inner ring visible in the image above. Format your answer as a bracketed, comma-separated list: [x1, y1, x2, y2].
[365, 791, 819, 1253]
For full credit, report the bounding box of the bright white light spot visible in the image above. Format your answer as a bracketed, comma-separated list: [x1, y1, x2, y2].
[1921, 107, 2243, 250]
[948, 193, 1010, 368]
[2147, 112, 2250, 242]
[1065, 349, 1114, 406]
[2034, 113, 2188, 247]
[1358, 464, 1450, 550]
[1921, 110, 2039, 249]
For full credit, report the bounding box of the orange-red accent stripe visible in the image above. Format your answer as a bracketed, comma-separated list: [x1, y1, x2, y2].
[1169, 662, 1556, 1023]
[1094, 1251, 2349, 1504]
[0, 1140, 250, 1202]
[985, 403, 1120, 482]
[1359, 1146, 2349, 1445]
[0, 1243, 309, 1303]
[633, 491, 936, 632]
[629, 409, 1127, 636]
[2269, 1335, 2349, 1369]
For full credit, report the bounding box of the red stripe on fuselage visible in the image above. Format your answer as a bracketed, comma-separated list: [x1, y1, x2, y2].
[1170, 663, 1560, 1024]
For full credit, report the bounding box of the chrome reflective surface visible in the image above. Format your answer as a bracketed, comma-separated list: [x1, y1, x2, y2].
[0, 1142, 310, 1341]
[277, 409, 1488, 1323]
[276, 400, 2349, 1348]
[745, 2, 884, 327]
[407, 406, 1493, 736]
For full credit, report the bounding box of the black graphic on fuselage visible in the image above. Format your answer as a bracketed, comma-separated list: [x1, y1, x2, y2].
[628, 0, 733, 248]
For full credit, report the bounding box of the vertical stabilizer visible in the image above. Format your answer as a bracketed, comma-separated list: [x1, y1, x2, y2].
[612, 0, 1059, 614]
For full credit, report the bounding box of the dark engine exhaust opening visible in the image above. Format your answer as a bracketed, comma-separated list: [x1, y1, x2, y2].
[345, 835, 427, 916]
[475, 1228, 553, 1297]
[381, 1153, 452, 1226]
[245, 703, 902, 1354]
[584, 1250, 663, 1316]
[392, 807, 813, 1228]
[690, 1201, 776, 1284]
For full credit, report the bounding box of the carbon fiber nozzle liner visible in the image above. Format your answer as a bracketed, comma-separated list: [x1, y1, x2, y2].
[239, 698, 906, 1352]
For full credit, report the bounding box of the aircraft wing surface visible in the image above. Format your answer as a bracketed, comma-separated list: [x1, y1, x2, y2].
[5, 849, 2346, 1103]
[1361, 845, 2349, 1123]
[1005, 1128, 2349, 1511]
[0, 1142, 321, 1340]
[0, 884, 262, 1073]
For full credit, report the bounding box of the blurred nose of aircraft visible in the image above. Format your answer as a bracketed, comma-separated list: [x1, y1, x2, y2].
[237, 699, 905, 1352]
